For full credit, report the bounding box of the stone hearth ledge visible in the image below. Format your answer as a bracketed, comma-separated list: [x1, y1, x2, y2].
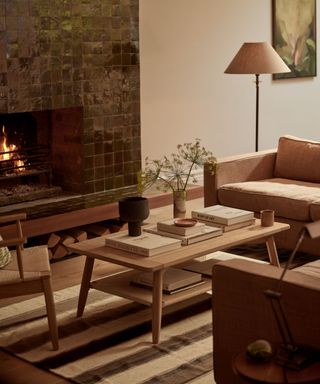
[0, 186, 203, 239]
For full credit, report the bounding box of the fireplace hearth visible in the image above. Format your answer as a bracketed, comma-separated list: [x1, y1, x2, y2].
[0, 184, 62, 207]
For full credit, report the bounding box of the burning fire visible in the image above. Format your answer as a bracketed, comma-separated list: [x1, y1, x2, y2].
[0, 125, 25, 172]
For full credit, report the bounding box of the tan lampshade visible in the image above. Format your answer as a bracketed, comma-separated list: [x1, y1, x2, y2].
[225, 42, 290, 74]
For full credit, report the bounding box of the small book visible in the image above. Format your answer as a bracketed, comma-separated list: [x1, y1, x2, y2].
[182, 259, 223, 277]
[143, 224, 222, 245]
[131, 267, 203, 293]
[196, 218, 256, 232]
[105, 231, 181, 256]
[157, 219, 206, 236]
[191, 205, 254, 225]
[164, 280, 206, 295]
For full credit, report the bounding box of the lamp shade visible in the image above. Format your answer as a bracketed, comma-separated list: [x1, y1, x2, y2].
[225, 42, 290, 75]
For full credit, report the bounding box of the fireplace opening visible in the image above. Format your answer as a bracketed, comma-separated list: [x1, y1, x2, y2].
[0, 116, 51, 179]
[0, 108, 83, 207]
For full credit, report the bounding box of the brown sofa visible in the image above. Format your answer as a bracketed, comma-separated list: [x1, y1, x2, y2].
[204, 135, 320, 256]
[212, 258, 320, 384]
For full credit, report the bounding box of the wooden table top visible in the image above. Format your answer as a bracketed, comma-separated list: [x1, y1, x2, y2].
[68, 219, 290, 272]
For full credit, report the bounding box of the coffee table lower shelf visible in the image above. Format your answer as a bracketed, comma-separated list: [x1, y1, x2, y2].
[91, 269, 212, 307]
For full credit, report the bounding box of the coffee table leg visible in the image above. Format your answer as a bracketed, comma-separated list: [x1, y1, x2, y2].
[266, 236, 280, 267]
[152, 269, 164, 344]
[77, 256, 95, 317]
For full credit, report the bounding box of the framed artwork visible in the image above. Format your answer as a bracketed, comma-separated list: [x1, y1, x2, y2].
[272, 0, 317, 79]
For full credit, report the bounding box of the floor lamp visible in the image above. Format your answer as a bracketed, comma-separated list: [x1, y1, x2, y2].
[224, 42, 290, 152]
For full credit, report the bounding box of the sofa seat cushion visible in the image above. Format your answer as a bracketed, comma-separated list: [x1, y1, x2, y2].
[294, 260, 320, 278]
[218, 178, 320, 221]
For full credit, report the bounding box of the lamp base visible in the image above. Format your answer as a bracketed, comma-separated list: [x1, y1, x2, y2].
[274, 344, 320, 370]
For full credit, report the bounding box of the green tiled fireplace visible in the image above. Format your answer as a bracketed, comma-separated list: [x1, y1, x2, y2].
[0, 0, 140, 217]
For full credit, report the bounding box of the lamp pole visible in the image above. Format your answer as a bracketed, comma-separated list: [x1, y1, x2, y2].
[255, 74, 260, 152]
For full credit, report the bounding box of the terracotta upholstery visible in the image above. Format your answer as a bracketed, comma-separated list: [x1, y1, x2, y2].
[204, 135, 320, 255]
[274, 135, 320, 182]
[212, 259, 320, 384]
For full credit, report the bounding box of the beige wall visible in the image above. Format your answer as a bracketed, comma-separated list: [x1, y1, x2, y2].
[140, 0, 320, 161]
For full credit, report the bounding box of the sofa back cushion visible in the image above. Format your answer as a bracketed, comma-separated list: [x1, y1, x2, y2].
[274, 135, 320, 182]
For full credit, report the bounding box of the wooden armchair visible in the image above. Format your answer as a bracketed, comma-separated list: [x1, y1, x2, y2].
[0, 213, 59, 350]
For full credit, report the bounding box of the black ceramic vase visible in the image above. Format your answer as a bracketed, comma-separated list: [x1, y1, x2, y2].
[118, 196, 150, 236]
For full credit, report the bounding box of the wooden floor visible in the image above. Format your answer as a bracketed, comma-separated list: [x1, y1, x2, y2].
[0, 193, 204, 384]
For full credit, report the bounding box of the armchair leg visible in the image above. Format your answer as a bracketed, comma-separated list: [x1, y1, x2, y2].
[42, 277, 59, 350]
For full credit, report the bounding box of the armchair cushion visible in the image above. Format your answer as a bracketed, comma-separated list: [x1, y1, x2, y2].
[274, 135, 320, 182]
[0, 235, 11, 268]
[0, 246, 50, 283]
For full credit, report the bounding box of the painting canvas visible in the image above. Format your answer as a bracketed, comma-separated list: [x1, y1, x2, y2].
[272, 0, 317, 79]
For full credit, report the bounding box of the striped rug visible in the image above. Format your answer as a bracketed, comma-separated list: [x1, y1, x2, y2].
[0, 285, 215, 384]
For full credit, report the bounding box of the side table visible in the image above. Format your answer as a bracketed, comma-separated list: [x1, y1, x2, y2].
[233, 351, 320, 384]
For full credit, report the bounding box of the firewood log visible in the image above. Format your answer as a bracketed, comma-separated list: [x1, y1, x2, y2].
[66, 228, 87, 242]
[57, 233, 76, 246]
[46, 232, 61, 248]
[52, 243, 68, 259]
[82, 224, 110, 237]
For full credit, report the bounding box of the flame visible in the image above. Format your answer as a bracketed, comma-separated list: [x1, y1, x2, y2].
[0, 125, 25, 172]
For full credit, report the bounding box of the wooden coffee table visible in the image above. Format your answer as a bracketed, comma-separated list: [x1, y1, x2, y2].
[68, 219, 289, 344]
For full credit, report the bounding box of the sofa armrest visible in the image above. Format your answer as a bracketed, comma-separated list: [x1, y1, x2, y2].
[212, 259, 320, 384]
[204, 149, 277, 207]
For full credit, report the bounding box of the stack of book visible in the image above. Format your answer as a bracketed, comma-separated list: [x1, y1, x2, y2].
[131, 267, 205, 294]
[191, 205, 255, 232]
[143, 218, 223, 245]
[105, 231, 181, 256]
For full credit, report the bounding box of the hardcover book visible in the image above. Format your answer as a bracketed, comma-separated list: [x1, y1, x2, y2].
[196, 218, 256, 232]
[105, 231, 181, 256]
[156, 219, 206, 236]
[131, 267, 203, 293]
[191, 205, 254, 225]
[143, 224, 222, 245]
[182, 258, 224, 277]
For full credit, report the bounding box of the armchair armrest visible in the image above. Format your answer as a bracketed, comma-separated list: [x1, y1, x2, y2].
[0, 238, 25, 247]
[204, 149, 277, 207]
[0, 213, 27, 225]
